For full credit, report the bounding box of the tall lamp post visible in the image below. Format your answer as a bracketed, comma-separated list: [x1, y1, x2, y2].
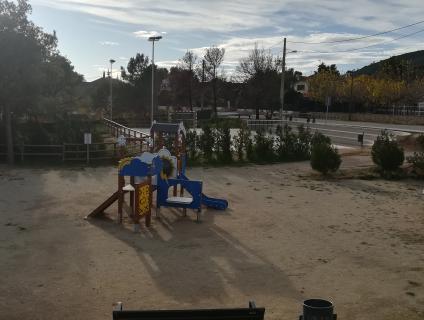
[109, 59, 116, 119]
[148, 35, 162, 126]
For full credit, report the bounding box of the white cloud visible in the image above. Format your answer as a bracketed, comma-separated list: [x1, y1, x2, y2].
[189, 31, 424, 75]
[99, 41, 119, 46]
[34, 0, 424, 34]
[134, 30, 163, 39]
[156, 60, 179, 69]
[32, 0, 424, 78]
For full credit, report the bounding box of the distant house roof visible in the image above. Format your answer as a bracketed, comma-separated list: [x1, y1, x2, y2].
[150, 122, 186, 136]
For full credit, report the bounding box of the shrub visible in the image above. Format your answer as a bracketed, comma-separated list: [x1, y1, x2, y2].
[186, 130, 199, 164]
[371, 130, 405, 173]
[407, 151, 424, 178]
[199, 125, 215, 162]
[215, 123, 232, 163]
[311, 143, 341, 175]
[417, 134, 424, 150]
[294, 124, 312, 160]
[253, 130, 275, 163]
[234, 123, 250, 162]
[311, 132, 331, 147]
[276, 124, 297, 160]
[246, 137, 255, 162]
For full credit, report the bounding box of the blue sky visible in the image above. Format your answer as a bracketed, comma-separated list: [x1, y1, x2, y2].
[30, 0, 424, 81]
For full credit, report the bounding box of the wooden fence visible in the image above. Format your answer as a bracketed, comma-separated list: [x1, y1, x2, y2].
[0, 142, 148, 164]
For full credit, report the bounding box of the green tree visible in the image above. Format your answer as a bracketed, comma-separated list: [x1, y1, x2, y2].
[0, 0, 75, 164]
[121, 53, 168, 117]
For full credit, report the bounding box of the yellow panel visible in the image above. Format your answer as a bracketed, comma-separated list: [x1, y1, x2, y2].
[138, 184, 150, 216]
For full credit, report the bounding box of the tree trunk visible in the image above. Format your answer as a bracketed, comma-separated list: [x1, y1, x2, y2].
[213, 78, 217, 117]
[255, 107, 260, 119]
[188, 71, 193, 111]
[5, 104, 14, 165]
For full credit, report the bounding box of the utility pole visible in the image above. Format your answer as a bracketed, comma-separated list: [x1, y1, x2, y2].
[201, 59, 205, 110]
[280, 37, 286, 121]
[109, 59, 115, 120]
[348, 72, 354, 121]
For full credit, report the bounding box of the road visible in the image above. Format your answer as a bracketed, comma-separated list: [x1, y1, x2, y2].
[248, 118, 424, 148]
[129, 118, 424, 148]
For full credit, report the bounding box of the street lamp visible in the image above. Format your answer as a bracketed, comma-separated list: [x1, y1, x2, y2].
[109, 59, 116, 120]
[148, 35, 162, 126]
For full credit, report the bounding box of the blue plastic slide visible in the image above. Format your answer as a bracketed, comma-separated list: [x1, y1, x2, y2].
[180, 174, 228, 210]
[201, 193, 228, 210]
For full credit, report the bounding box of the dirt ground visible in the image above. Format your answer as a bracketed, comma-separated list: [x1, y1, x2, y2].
[1, 157, 423, 320]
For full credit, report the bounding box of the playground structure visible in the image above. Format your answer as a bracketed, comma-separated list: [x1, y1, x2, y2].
[87, 122, 228, 229]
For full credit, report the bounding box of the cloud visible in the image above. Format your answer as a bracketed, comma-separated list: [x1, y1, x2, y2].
[156, 60, 179, 69]
[32, 0, 424, 78]
[134, 30, 164, 39]
[188, 31, 423, 76]
[99, 41, 119, 46]
[34, 0, 424, 34]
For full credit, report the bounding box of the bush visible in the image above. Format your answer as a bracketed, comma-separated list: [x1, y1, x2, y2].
[294, 124, 312, 160]
[215, 123, 232, 163]
[276, 124, 297, 160]
[311, 132, 331, 147]
[186, 130, 199, 164]
[253, 130, 275, 163]
[407, 151, 424, 178]
[371, 130, 405, 173]
[246, 137, 255, 162]
[234, 123, 250, 162]
[417, 134, 424, 150]
[199, 125, 215, 162]
[311, 143, 341, 175]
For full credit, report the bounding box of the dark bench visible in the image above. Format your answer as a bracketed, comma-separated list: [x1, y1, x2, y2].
[113, 302, 265, 320]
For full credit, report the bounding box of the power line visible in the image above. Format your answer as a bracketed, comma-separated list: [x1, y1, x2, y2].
[287, 19, 424, 44]
[291, 27, 424, 54]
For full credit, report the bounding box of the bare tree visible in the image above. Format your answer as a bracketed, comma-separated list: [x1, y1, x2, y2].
[237, 44, 280, 118]
[204, 46, 225, 116]
[179, 50, 197, 110]
[237, 44, 276, 79]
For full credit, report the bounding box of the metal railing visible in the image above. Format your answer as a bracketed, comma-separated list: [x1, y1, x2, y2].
[104, 118, 151, 139]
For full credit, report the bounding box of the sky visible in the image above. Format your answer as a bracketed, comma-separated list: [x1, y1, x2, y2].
[29, 0, 424, 82]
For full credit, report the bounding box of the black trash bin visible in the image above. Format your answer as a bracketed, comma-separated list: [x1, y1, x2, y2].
[300, 299, 336, 320]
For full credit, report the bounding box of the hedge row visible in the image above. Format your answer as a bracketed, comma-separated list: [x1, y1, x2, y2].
[184, 123, 335, 166]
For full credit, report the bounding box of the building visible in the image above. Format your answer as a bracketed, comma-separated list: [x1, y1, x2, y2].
[294, 80, 309, 95]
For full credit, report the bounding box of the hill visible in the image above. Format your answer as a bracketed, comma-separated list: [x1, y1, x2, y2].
[354, 50, 424, 76]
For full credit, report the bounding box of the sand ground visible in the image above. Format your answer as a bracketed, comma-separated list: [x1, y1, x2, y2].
[0, 157, 423, 320]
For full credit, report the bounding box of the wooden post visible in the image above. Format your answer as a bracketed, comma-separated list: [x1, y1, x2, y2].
[146, 176, 152, 227]
[130, 176, 135, 210]
[134, 184, 140, 225]
[118, 175, 124, 223]
[20, 143, 24, 162]
[86, 144, 90, 164]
